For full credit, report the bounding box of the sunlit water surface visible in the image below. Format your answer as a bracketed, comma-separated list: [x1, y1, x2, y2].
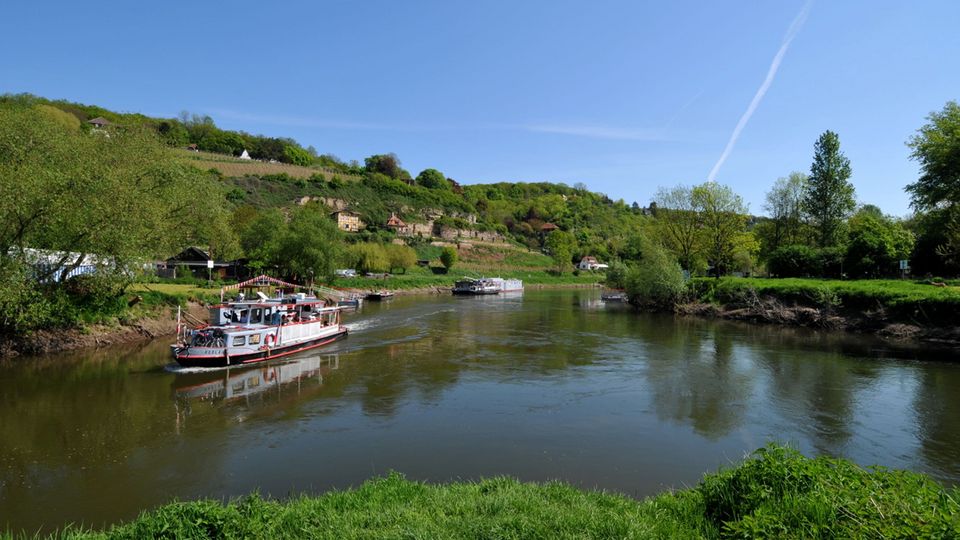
[2, 289, 960, 532]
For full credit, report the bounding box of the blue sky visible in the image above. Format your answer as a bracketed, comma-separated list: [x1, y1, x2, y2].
[3, 1, 957, 216]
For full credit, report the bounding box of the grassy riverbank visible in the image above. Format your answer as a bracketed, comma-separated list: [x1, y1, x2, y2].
[10, 445, 957, 539]
[689, 277, 960, 328]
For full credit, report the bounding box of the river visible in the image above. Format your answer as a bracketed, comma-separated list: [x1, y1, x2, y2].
[2, 289, 960, 533]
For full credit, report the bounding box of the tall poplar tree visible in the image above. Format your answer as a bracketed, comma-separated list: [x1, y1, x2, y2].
[802, 130, 855, 248]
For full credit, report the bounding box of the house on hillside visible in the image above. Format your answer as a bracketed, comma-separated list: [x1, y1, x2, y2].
[164, 247, 243, 279]
[385, 213, 411, 236]
[86, 117, 112, 129]
[331, 210, 363, 232]
[578, 256, 609, 271]
[541, 223, 558, 234]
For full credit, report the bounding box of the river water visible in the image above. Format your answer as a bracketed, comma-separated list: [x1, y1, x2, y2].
[2, 289, 960, 532]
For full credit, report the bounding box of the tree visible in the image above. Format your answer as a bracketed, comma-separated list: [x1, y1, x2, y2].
[283, 145, 312, 166]
[761, 172, 808, 254]
[364, 153, 405, 179]
[440, 246, 458, 270]
[276, 207, 344, 282]
[844, 210, 915, 278]
[905, 101, 960, 211]
[803, 130, 855, 248]
[416, 168, 449, 189]
[0, 106, 223, 283]
[625, 243, 686, 307]
[545, 230, 576, 273]
[653, 185, 701, 271]
[692, 182, 749, 277]
[385, 243, 417, 273]
[350, 243, 390, 274]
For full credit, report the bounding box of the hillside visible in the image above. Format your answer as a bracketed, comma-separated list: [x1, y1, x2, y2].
[0, 92, 650, 264]
[179, 149, 363, 181]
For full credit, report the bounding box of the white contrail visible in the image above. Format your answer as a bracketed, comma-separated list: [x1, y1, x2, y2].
[707, 1, 813, 182]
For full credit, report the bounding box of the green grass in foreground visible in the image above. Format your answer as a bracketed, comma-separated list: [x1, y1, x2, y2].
[10, 445, 959, 539]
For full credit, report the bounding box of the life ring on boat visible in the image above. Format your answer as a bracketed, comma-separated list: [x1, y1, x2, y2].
[265, 334, 276, 347]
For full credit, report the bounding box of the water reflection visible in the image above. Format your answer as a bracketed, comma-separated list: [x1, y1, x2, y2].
[3, 290, 960, 534]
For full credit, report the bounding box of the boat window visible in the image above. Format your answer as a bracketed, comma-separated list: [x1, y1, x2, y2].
[249, 334, 261, 345]
[238, 310, 250, 323]
[232, 336, 246, 346]
[251, 308, 263, 324]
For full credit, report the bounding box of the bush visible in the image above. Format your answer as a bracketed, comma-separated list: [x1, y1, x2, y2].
[767, 244, 818, 277]
[625, 244, 686, 307]
[440, 247, 458, 270]
[604, 260, 629, 289]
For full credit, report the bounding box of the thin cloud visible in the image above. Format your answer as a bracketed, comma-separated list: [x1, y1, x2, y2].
[707, 1, 813, 182]
[520, 123, 674, 141]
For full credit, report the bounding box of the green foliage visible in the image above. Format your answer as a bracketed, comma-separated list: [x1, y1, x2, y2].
[760, 172, 809, 256]
[349, 243, 390, 274]
[625, 243, 686, 306]
[604, 260, 629, 289]
[440, 246, 458, 270]
[46, 445, 959, 539]
[0, 101, 225, 282]
[415, 168, 449, 189]
[654, 185, 703, 271]
[276, 207, 344, 282]
[844, 211, 915, 278]
[767, 244, 819, 277]
[803, 130, 856, 248]
[545, 230, 576, 273]
[692, 181, 749, 276]
[283, 145, 312, 166]
[34, 104, 81, 132]
[364, 153, 406, 179]
[384, 243, 417, 273]
[692, 276, 960, 325]
[697, 444, 960, 538]
[906, 100, 960, 212]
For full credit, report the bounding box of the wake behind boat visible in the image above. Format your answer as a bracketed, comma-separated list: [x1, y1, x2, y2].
[171, 275, 348, 368]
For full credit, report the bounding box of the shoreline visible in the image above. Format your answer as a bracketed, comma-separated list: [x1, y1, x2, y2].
[1, 283, 602, 358]
[662, 299, 960, 347]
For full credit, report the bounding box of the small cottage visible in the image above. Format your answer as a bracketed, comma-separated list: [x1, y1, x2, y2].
[331, 210, 363, 232]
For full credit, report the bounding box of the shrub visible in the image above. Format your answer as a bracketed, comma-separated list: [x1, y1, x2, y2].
[625, 244, 686, 307]
[767, 244, 818, 277]
[440, 247, 458, 270]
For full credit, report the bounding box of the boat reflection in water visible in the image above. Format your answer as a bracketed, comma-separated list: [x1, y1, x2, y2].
[171, 353, 340, 406]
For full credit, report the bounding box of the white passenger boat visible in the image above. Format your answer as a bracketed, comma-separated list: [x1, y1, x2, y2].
[452, 277, 501, 295]
[171, 275, 347, 368]
[452, 277, 523, 295]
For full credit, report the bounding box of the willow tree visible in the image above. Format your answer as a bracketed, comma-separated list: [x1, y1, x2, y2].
[0, 104, 226, 284]
[802, 131, 855, 248]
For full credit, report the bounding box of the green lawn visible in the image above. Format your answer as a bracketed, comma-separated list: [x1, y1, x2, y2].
[691, 276, 960, 324]
[16, 445, 958, 539]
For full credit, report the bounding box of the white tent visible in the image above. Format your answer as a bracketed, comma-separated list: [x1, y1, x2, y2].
[239, 149, 252, 160]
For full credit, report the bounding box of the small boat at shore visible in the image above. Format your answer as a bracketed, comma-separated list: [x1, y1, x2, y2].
[601, 290, 628, 302]
[366, 290, 394, 301]
[171, 275, 347, 368]
[337, 295, 363, 309]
